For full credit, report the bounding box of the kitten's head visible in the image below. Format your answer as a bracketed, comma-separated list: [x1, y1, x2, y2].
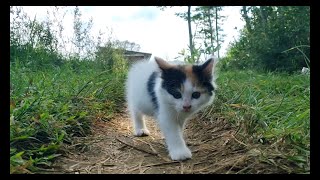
[155, 57, 217, 114]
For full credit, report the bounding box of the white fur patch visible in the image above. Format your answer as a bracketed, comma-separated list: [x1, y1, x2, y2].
[126, 57, 217, 161]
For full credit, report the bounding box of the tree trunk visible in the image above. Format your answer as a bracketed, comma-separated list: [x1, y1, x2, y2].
[207, 7, 214, 54]
[242, 6, 252, 34]
[259, 6, 267, 30]
[215, 7, 220, 59]
[187, 6, 194, 60]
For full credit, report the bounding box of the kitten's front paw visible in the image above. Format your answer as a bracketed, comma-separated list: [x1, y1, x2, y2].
[169, 146, 192, 161]
[134, 129, 150, 137]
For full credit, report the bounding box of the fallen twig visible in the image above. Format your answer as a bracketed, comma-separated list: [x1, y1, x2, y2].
[226, 156, 246, 174]
[200, 133, 225, 144]
[133, 138, 158, 154]
[236, 161, 256, 174]
[116, 136, 157, 156]
[131, 161, 180, 172]
[231, 134, 248, 147]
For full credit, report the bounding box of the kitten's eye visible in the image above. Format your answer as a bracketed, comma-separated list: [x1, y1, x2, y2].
[172, 92, 182, 99]
[192, 92, 201, 99]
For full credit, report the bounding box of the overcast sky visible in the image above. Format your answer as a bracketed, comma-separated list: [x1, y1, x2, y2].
[19, 6, 245, 61]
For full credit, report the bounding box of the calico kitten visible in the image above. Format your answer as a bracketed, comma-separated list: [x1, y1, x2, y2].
[126, 56, 217, 161]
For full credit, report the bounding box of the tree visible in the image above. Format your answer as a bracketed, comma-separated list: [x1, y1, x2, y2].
[225, 6, 310, 72]
[174, 6, 196, 62]
[187, 6, 194, 60]
[215, 7, 220, 58]
[72, 6, 94, 60]
[10, 6, 63, 67]
[159, 6, 225, 62]
[192, 6, 225, 59]
[160, 6, 196, 62]
[114, 40, 141, 52]
[241, 6, 252, 34]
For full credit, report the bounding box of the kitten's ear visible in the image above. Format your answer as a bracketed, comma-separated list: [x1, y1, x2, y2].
[201, 58, 215, 76]
[155, 56, 173, 71]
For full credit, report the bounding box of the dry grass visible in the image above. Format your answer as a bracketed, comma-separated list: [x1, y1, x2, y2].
[38, 108, 305, 174]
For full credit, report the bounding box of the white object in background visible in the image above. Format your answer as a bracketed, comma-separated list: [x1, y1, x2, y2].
[301, 67, 310, 75]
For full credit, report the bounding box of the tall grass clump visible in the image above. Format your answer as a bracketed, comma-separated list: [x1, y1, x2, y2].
[10, 6, 129, 173]
[201, 67, 310, 173]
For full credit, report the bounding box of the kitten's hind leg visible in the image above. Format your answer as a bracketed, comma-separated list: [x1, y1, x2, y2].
[130, 110, 150, 136]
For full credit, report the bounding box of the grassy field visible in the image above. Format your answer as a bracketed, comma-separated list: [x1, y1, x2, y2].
[209, 69, 310, 172]
[10, 59, 128, 173]
[9, 6, 310, 173]
[215, 70, 309, 142]
[10, 60, 310, 173]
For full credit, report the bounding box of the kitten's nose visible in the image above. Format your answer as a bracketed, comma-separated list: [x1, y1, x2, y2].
[183, 105, 191, 111]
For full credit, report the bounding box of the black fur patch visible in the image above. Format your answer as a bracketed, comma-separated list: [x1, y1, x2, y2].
[160, 68, 186, 98]
[147, 72, 159, 109]
[192, 60, 215, 95]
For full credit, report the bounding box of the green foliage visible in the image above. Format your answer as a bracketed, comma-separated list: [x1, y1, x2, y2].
[72, 6, 95, 59]
[225, 6, 310, 72]
[113, 40, 141, 52]
[10, 57, 128, 173]
[177, 47, 202, 64]
[10, 6, 129, 173]
[192, 6, 225, 57]
[173, 6, 225, 62]
[11, 6, 310, 174]
[175, 7, 225, 63]
[10, 6, 63, 69]
[95, 42, 129, 72]
[160, 6, 225, 62]
[201, 69, 310, 172]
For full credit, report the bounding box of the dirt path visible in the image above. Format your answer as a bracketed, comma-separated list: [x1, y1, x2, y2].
[48, 109, 289, 174]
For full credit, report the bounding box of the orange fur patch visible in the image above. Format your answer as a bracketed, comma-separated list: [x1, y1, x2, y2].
[180, 65, 209, 94]
[156, 58, 211, 94]
[182, 65, 199, 86]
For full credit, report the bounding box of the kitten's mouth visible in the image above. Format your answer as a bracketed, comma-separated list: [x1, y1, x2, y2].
[183, 109, 191, 112]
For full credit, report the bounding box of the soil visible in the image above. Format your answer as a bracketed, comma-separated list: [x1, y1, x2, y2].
[47, 109, 293, 174]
